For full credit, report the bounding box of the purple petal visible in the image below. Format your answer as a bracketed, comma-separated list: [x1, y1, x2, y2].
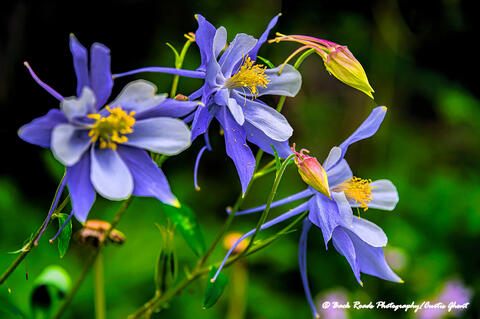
[213, 27, 227, 58]
[18, 109, 68, 148]
[194, 14, 217, 72]
[117, 146, 178, 206]
[246, 14, 280, 62]
[233, 93, 292, 141]
[109, 80, 167, 114]
[347, 228, 402, 282]
[243, 121, 292, 158]
[24, 62, 63, 101]
[191, 106, 214, 141]
[135, 99, 200, 120]
[298, 218, 320, 318]
[337, 106, 387, 164]
[60, 87, 96, 121]
[353, 179, 398, 211]
[332, 227, 363, 285]
[350, 217, 387, 247]
[236, 188, 313, 215]
[113, 67, 205, 79]
[51, 124, 91, 166]
[66, 153, 96, 222]
[90, 147, 133, 200]
[308, 194, 343, 249]
[219, 33, 257, 77]
[125, 118, 191, 155]
[240, 64, 302, 98]
[216, 106, 255, 194]
[90, 42, 113, 109]
[69, 35, 89, 96]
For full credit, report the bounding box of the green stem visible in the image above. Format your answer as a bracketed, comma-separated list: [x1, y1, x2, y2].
[0, 193, 70, 286]
[127, 210, 307, 319]
[93, 252, 106, 319]
[170, 39, 193, 98]
[243, 154, 295, 255]
[51, 197, 134, 319]
[293, 48, 316, 69]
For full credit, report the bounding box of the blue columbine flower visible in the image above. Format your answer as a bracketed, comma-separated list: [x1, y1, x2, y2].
[19, 36, 196, 224]
[114, 14, 302, 193]
[211, 106, 402, 318]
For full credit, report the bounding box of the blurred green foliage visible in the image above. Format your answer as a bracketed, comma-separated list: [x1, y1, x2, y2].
[1, 0, 479, 318]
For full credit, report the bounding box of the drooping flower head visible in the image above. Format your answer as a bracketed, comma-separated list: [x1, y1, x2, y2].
[211, 106, 401, 318]
[269, 33, 374, 98]
[19, 36, 197, 225]
[113, 15, 302, 194]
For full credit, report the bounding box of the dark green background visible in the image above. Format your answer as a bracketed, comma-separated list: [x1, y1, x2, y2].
[1, 0, 479, 318]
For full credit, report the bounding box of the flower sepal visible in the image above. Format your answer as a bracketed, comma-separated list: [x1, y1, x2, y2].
[292, 144, 331, 199]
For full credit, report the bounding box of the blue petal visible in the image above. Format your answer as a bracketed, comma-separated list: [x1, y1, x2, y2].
[60, 87, 96, 121]
[219, 33, 257, 77]
[351, 179, 398, 211]
[109, 80, 167, 114]
[337, 106, 387, 163]
[243, 121, 292, 158]
[135, 99, 200, 120]
[125, 118, 191, 155]
[213, 27, 227, 59]
[236, 189, 313, 215]
[240, 64, 302, 97]
[350, 217, 387, 247]
[69, 35, 89, 97]
[194, 14, 217, 72]
[308, 194, 343, 248]
[346, 228, 402, 282]
[66, 153, 96, 222]
[18, 109, 68, 148]
[51, 124, 91, 166]
[90, 147, 133, 200]
[117, 146, 178, 206]
[234, 93, 292, 141]
[90, 42, 113, 109]
[246, 14, 280, 62]
[298, 218, 320, 319]
[327, 159, 353, 187]
[215, 106, 255, 194]
[332, 227, 363, 285]
[191, 106, 214, 141]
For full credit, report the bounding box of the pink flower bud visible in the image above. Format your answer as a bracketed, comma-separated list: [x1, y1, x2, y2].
[323, 44, 374, 99]
[292, 144, 331, 199]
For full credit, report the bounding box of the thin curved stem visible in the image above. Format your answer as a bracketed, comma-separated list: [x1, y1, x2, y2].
[242, 153, 295, 255]
[50, 197, 134, 319]
[0, 192, 70, 286]
[127, 210, 308, 319]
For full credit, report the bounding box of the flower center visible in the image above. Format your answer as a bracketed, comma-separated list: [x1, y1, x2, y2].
[332, 177, 374, 211]
[87, 106, 136, 150]
[224, 55, 270, 97]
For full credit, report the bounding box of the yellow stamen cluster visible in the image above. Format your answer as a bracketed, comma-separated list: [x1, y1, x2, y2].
[224, 55, 270, 97]
[87, 106, 136, 150]
[333, 177, 374, 211]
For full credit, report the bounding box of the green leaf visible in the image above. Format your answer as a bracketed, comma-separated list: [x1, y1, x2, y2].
[256, 55, 275, 69]
[0, 296, 27, 318]
[270, 144, 281, 171]
[202, 265, 227, 309]
[56, 213, 72, 258]
[162, 203, 206, 257]
[30, 265, 71, 319]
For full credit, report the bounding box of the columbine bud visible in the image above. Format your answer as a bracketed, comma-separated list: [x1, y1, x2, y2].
[269, 34, 374, 99]
[322, 44, 374, 99]
[292, 144, 331, 199]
